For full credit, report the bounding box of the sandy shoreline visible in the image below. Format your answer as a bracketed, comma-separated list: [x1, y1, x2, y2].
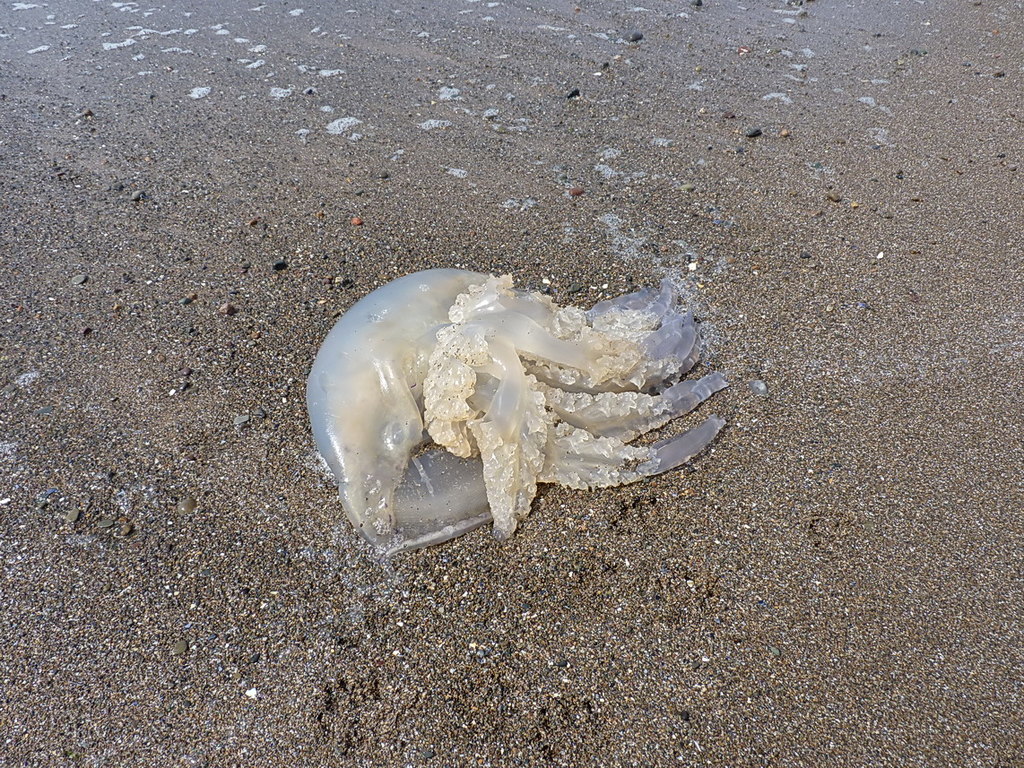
[2, 0, 1022, 765]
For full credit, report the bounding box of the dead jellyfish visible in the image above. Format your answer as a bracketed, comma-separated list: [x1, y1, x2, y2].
[306, 269, 727, 555]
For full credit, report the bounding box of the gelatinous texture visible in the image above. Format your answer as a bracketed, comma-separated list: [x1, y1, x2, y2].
[307, 269, 727, 555]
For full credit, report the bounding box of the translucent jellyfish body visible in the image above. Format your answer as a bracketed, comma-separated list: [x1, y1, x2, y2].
[307, 269, 726, 554]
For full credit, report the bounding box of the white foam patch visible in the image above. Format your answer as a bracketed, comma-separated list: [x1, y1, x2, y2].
[318, 68, 344, 76]
[446, 167, 468, 178]
[418, 119, 451, 130]
[189, 86, 211, 99]
[438, 86, 461, 101]
[103, 38, 136, 51]
[249, 44, 267, 52]
[27, 45, 49, 53]
[320, 105, 334, 112]
[13, 2, 41, 8]
[651, 137, 674, 147]
[246, 59, 265, 69]
[270, 87, 292, 98]
[325, 116, 362, 134]
[289, 7, 304, 15]
[763, 92, 793, 104]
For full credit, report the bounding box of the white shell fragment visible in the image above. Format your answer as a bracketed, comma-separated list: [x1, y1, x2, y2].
[307, 269, 727, 555]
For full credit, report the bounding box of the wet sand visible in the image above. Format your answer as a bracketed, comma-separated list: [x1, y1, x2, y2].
[2, 0, 1022, 765]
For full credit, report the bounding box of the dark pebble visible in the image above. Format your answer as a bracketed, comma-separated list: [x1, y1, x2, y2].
[691, 0, 702, 6]
[566, 87, 581, 99]
[303, 87, 316, 95]
[625, 31, 644, 42]
[341, 277, 355, 289]
[272, 259, 288, 271]
[744, 127, 763, 138]
[418, 749, 436, 760]
[378, 171, 390, 179]
[130, 190, 146, 201]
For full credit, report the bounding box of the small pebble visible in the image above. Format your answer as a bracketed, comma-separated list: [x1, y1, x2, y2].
[690, 0, 702, 6]
[233, 414, 251, 426]
[71, 274, 88, 285]
[568, 187, 584, 197]
[681, 183, 696, 192]
[826, 191, 842, 202]
[566, 87, 581, 99]
[177, 496, 197, 515]
[219, 303, 238, 316]
[171, 640, 189, 656]
[351, 216, 364, 226]
[744, 127, 763, 138]
[378, 171, 390, 179]
[65, 509, 81, 523]
[119, 522, 134, 537]
[97, 517, 116, 529]
[625, 31, 644, 42]
[130, 190, 146, 202]
[272, 259, 288, 271]
[749, 380, 769, 396]
[34, 406, 54, 416]
[178, 296, 193, 306]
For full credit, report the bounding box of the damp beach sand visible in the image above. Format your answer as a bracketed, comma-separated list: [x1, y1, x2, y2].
[1, 1, 1022, 765]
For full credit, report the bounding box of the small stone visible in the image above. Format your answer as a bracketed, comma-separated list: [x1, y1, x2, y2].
[219, 303, 237, 316]
[566, 87, 581, 99]
[418, 749, 436, 760]
[178, 296, 193, 305]
[119, 522, 134, 537]
[568, 187, 584, 197]
[130, 190, 146, 202]
[780, 128, 791, 137]
[378, 171, 390, 179]
[171, 640, 189, 656]
[553, 657, 569, 668]
[71, 274, 88, 286]
[303, 87, 316, 95]
[77, 108, 94, 119]
[749, 380, 769, 396]
[34, 406, 54, 416]
[245, 688, 258, 699]
[233, 414, 250, 426]
[690, 0, 702, 6]
[625, 30, 643, 42]
[351, 216, 363, 226]
[97, 517, 116, 529]
[769, 645, 782, 658]
[65, 509, 81, 523]
[272, 259, 288, 271]
[826, 191, 842, 202]
[177, 497, 197, 515]
[744, 127, 763, 138]
[341, 277, 355, 289]
[681, 183, 696, 192]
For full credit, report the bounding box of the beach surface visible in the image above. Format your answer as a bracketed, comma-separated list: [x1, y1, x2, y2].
[1, 0, 1022, 765]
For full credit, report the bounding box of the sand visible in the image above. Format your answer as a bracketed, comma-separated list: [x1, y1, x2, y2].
[1, 0, 1022, 765]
